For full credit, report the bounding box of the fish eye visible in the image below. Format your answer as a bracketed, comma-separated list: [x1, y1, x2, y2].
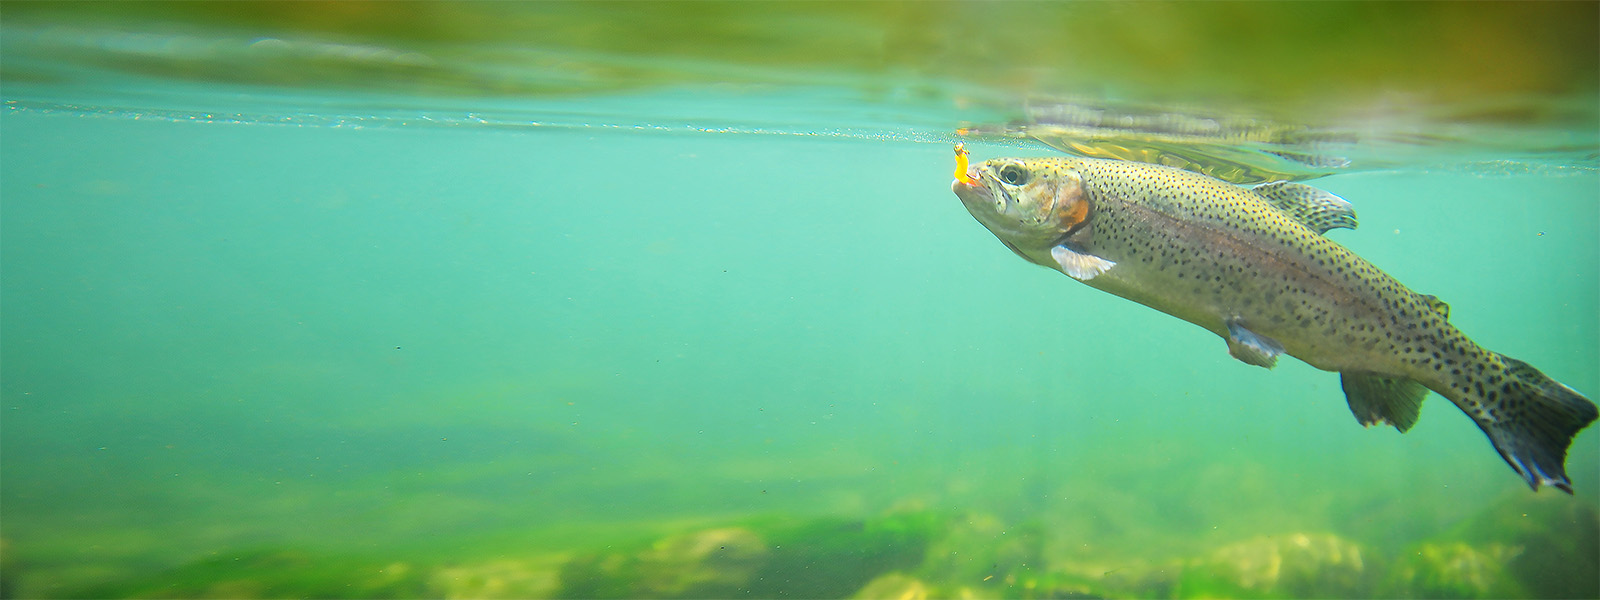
[999, 164, 1028, 186]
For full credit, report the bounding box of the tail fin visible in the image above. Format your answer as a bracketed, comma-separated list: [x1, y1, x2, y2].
[1476, 354, 1597, 493]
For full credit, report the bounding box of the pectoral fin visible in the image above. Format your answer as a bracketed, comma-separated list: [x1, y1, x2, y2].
[1225, 318, 1284, 368]
[1050, 244, 1116, 281]
[1340, 372, 1428, 432]
[1251, 181, 1357, 234]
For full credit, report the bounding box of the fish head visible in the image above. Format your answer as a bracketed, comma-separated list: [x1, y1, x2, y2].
[952, 157, 1088, 249]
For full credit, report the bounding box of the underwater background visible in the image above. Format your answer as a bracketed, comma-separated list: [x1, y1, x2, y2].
[2, 3, 1597, 598]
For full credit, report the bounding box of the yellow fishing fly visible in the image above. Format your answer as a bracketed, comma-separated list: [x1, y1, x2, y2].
[954, 143, 976, 185]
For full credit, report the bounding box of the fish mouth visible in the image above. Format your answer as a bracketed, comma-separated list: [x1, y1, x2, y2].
[952, 166, 995, 207]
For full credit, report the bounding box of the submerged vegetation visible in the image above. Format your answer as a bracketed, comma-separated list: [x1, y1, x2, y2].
[3, 4, 1595, 600]
[43, 494, 1596, 600]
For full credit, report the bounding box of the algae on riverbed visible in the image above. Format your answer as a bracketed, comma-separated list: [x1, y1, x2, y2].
[53, 499, 1597, 599]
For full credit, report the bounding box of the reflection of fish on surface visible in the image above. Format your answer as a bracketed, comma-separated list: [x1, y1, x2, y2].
[951, 151, 1597, 492]
[962, 100, 1357, 184]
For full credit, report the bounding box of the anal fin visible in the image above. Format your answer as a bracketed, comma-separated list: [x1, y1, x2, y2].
[1340, 372, 1428, 432]
[1050, 244, 1115, 281]
[1224, 318, 1284, 369]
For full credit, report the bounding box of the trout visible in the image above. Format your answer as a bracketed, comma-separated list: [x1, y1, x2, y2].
[951, 153, 1597, 492]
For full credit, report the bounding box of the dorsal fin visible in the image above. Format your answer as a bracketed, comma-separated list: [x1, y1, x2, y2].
[1251, 181, 1357, 235]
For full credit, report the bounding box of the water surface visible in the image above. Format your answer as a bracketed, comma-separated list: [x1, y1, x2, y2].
[2, 3, 1597, 598]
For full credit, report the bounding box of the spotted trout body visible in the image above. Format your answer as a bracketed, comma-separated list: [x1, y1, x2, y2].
[953, 155, 1596, 492]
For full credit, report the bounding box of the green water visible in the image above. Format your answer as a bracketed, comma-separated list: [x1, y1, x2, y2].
[2, 3, 1597, 599]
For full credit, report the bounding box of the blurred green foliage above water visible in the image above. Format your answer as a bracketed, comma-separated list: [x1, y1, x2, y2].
[3, 4, 1598, 599]
[5, 1, 1597, 123]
